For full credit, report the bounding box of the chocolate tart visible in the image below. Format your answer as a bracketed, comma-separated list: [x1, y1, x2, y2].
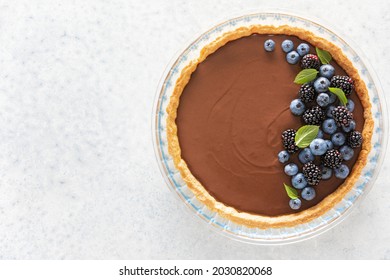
[166, 25, 373, 228]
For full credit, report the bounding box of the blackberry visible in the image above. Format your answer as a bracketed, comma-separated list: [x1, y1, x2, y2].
[302, 162, 322, 186]
[300, 54, 320, 70]
[330, 75, 354, 96]
[282, 129, 299, 154]
[331, 106, 353, 127]
[322, 149, 343, 168]
[347, 131, 363, 148]
[298, 84, 316, 103]
[302, 106, 325, 125]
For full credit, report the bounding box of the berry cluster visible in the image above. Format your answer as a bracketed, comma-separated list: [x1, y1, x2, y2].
[263, 38, 311, 65]
[271, 39, 363, 210]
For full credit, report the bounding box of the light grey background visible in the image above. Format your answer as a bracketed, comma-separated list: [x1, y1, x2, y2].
[0, 0, 389, 259]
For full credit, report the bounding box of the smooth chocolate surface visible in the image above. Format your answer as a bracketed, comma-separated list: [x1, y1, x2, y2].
[176, 34, 363, 216]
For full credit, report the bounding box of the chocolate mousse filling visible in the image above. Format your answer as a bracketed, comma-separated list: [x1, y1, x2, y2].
[176, 34, 364, 216]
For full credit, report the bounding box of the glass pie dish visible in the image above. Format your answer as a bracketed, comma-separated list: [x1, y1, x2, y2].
[152, 12, 388, 244]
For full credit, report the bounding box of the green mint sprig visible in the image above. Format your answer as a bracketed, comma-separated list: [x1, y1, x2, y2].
[294, 69, 318, 84]
[294, 125, 320, 148]
[329, 87, 347, 106]
[316, 47, 332, 64]
[284, 183, 299, 199]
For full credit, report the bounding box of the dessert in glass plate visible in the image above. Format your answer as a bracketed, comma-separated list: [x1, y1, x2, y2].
[153, 12, 387, 243]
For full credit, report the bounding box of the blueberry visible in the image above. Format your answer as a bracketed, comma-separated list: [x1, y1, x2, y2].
[281, 40, 294, 53]
[331, 132, 346, 146]
[324, 140, 334, 150]
[264, 39, 275, 51]
[309, 138, 327, 155]
[326, 105, 336, 118]
[321, 166, 333, 180]
[297, 43, 310, 56]
[327, 92, 337, 104]
[334, 164, 350, 179]
[346, 99, 355, 112]
[278, 150, 289, 163]
[301, 187, 316, 201]
[316, 93, 330, 107]
[289, 198, 302, 210]
[316, 129, 324, 139]
[340, 145, 354, 161]
[322, 118, 337, 134]
[290, 99, 306, 115]
[319, 64, 335, 79]
[342, 120, 356, 133]
[292, 173, 308, 189]
[314, 77, 330, 93]
[286, 51, 300, 64]
[284, 163, 299, 176]
[298, 148, 315, 164]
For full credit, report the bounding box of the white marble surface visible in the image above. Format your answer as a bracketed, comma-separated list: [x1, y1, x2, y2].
[0, 0, 389, 259]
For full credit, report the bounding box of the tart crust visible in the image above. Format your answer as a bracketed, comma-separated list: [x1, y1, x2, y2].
[166, 25, 373, 228]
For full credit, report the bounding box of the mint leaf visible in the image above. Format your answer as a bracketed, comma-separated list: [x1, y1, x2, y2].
[284, 183, 299, 199]
[329, 87, 347, 106]
[316, 47, 332, 64]
[294, 69, 318, 84]
[294, 125, 320, 148]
